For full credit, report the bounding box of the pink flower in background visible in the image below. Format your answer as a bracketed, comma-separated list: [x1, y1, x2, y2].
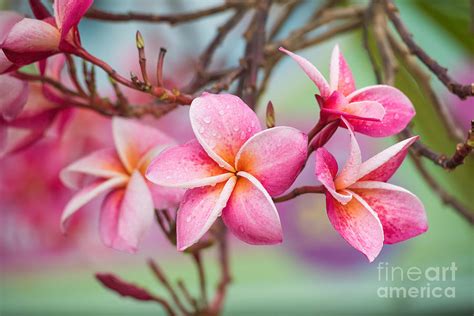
[280, 45, 415, 137]
[0, 54, 71, 157]
[315, 118, 427, 262]
[146, 93, 307, 250]
[60, 117, 183, 253]
[1, 0, 93, 69]
[0, 11, 23, 73]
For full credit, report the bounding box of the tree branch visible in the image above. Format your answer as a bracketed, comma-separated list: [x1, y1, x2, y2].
[273, 185, 325, 203]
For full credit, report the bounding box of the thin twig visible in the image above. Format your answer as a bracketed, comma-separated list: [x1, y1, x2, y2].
[192, 252, 208, 308]
[385, 0, 474, 99]
[273, 185, 325, 203]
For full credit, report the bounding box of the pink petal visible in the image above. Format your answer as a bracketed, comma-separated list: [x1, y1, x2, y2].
[358, 136, 419, 182]
[60, 148, 128, 189]
[112, 117, 174, 173]
[60, 177, 127, 232]
[315, 147, 352, 204]
[176, 176, 237, 251]
[334, 117, 362, 190]
[326, 192, 384, 262]
[100, 171, 154, 253]
[146, 139, 233, 189]
[0, 11, 23, 43]
[329, 44, 356, 96]
[0, 50, 16, 74]
[2, 18, 60, 53]
[279, 47, 331, 98]
[0, 74, 28, 121]
[146, 182, 184, 210]
[222, 172, 283, 245]
[346, 85, 415, 137]
[190, 93, 261, 171]
[235, 126, 307, 196]
[54, 0, 93, 38]
[349, 181, 428, 244]
[342, 101, 385, 121]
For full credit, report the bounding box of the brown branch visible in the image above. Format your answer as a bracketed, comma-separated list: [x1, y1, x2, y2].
[372, 0, 396, 85]
[384, 0, 474, 99]
[148, 259, 191, 315]
[192, 252, 208, 308]
[403, 125, 473, 171]
[84, 2, 248, 25]
[239, 0, 271, 109]
[269, 0, 301, 40]
[273, 185, 325, 203]
[387, 31, 465, 142]
[177, 280, 199, 311]
[398, 129, 474, 224]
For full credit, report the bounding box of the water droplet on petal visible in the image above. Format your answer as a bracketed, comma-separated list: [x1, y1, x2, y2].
[239, 226, 245, 233]
[165, 175, 172, 179]
[251, 121, 255, 127]
[240, 131, 246, 140]
[203, 116, 212, 124]
[199, 127, 205, 134]
[186, 216, 192, 223]
[247, 127, 252, 132]
[394, 113, 399, 120]
[211, 131, 217, 137]
[232, 126, 239, 132]
[218, 110, 225, 116]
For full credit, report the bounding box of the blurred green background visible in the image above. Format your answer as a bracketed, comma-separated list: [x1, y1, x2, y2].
[0, 0, 473, 315]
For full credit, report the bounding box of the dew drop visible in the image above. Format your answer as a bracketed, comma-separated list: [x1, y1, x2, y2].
[250, 121, 255, 127]
[186, 216, 192, 223]
[165, 175, 172, 179]
[211, 131, 217, 137]
[232, 126, 239, 132]
[203, 116, 212, 124]
[240, 131, 246, 140]
[199, 127, 205, 134]
[394, 113, 399, 120]
[239, 226, 245, 233]
[247, 127, 252, 132]
[218, 110, 225, 116]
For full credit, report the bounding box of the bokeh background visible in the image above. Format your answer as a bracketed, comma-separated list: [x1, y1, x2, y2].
[1, 0, 473, 315]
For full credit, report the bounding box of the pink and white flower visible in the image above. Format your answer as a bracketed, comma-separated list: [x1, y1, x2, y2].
[280, 45, 415, 137]
[1, 0, 93, 69]
[146, 93, 308, 250]
[60, 117, 183, 253]
[315, 118, 428, 261]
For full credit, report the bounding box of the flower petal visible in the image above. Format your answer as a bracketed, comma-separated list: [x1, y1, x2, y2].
[346, 85, 415, 137]
[146, 182, 184, 210]
[0, 74, 28, 121]
[342, 101, 385, 121]
[190, 93, 261, 171]
[235, 126, 307, 196]
[2, 18, 60, 54]
[329, 44, 356, 96]
[0, 11, 23, 43]
[334, 117, 362, 190]
[315, 147, 352, 204]
[349, 181, 428, 244]
[146, 139, 233, 189]
[358, 136, 418, 182]
[60, 176, 127, 232]
[222, 172, 283, 245]
[54, 0, 93, 38]
[60, 148, 128, 189]
[326, 192, 384, 262]
[99, 171, 154, 253]
[176, 176, 237, 251]
[112, 117, 174, 173]
[279, 47, 331, 98]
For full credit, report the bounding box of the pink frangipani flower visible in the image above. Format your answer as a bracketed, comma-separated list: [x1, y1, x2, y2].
[146, 93, 308, 250]
[315, 118, 428, 262]
[280, 45, 415, 137]
[60, 118, 183, 253]
[1, 0, 93, 68]
[0, 54, 70, 157]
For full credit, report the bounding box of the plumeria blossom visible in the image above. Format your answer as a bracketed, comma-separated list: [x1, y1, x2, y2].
[146, 93, 308, 251]
[60, 118, 183, 253]
[1, 0, 93, 69]
[315, 118, 428, 262]
[0, 11, 23, 73]
[0, 54, 71, 157]
[280, 45, 415, 137]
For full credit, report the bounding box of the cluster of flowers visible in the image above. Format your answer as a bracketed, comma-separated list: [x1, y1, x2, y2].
[0, 0, 427, 262]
